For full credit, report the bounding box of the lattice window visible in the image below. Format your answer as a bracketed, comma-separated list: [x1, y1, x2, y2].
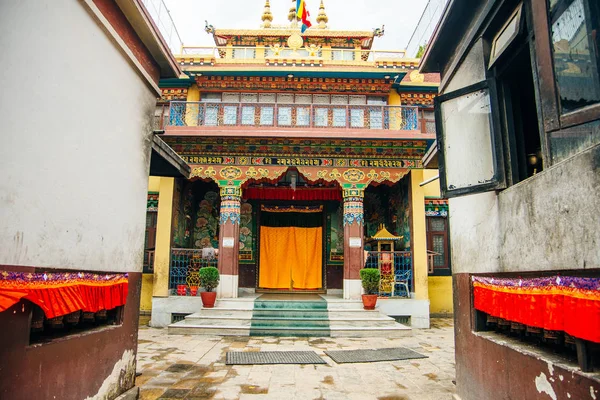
[241, 106, 255, 125]
[295, 94, 312, 104]
[314, 108, 328, 126]
[260, 107, 274, 125]
[296, 107, 310, 126]
[277, 93, 294, 104]
[278, 107, 292, 125]
[313, 94, 330, 104]
[223, 106, 238, 125]
[241, 93, 258, 103]
[222, 92, 240, 102]
[349, 95, 367, 105]
[331, 95, 348, 105]
[369, 109, 383, 129]
[350, 109, 365, 128]
[332, 108, 346, 127]
[259, 93, 276, 103]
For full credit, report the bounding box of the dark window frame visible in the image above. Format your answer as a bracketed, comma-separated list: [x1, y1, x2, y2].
[531, 0, 600, 131]
[426, 216, 451, 276]
[434, 79, 507, 198]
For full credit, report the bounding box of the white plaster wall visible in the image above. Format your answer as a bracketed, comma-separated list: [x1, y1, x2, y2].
[0, 1, 156, 273]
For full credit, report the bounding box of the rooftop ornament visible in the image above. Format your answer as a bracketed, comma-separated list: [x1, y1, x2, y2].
[261, 0, 273, 28]
[373, 24, 385, 37]
[316, 0, 328, 29]
[204, 20, 215, 34]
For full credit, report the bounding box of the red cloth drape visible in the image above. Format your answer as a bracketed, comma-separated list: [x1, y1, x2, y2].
[473, 276, 600, 343]
[244, 187, 341, 201]
[0, 271, 129, 319]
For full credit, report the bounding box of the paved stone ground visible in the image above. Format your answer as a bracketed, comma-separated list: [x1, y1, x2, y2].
[135, 318, 455, 400]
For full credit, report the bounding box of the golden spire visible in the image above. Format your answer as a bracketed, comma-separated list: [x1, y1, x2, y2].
[261, 0, 273, 28]
[288, 0, 297, 23]
[316, 0, 328, 29]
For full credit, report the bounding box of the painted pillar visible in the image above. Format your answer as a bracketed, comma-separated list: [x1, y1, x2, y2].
[185, 84, 200, 126]
[410, 170, 429, 300]
[152, 177, 174, 298]
[217, 184, 241, 298]
[342, 186, 365, 300]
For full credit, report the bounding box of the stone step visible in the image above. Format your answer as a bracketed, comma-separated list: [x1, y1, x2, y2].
[253, 300, 328, 310]
[168, 322, 411, 338]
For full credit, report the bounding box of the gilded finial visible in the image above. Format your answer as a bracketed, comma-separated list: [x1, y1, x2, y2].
[289, 0, 298, 26]
[316, 0, 328, 29]
[204, 20, 215, 34]
[373, 24, 385, 37]
[261, 0, 273, 28]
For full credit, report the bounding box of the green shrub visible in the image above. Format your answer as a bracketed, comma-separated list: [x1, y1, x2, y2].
[199, 267, 220, 292]
[360, 268, 380, 295]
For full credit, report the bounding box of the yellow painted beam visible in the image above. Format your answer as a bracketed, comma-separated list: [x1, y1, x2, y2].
[410, 170, 429, 300]
[388, 90, 401, 106]
[152, 177, 174, 297]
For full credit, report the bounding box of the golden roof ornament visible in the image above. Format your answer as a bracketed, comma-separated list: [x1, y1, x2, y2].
[261, 0, 273, 28]
[373, 25, 385, 37]
[204, 20, 215, 34]
[288, 0, 299, 27]
[316, 0, 328, 29]
[371, 224, 403, 241]
[287, 33, 304, 55]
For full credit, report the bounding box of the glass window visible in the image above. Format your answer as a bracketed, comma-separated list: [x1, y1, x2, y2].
[331, 49, 355, 61]
[314, 108, 328, 127]
[369, 109, 383, 129]
[332, 108, 346, 127]
[550, 0, 600, 113]
[223, 106, 237, 125]
[260, 107, 274, 126]
[350, 109, 365, 127]
[204, 105, 218, 126]
[278, 107, 292, 126]
[296, 107, 310, 126]
[440, 88, 495, 190]
[549, 119, 600, 163]
[241, 106, 255, 125]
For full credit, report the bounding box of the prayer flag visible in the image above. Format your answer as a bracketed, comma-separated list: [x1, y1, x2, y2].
[296, 0, 312, 33]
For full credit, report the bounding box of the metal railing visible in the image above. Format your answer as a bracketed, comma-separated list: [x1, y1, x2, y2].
[178, 46, 408, 62]
[140, 0, 183, 54]
[169, 248, 218, 294]
[166, 101, 420, 131]
[364, 251, 412, 297]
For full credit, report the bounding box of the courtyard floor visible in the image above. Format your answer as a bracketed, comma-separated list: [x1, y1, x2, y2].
[135, 318, 456, 400]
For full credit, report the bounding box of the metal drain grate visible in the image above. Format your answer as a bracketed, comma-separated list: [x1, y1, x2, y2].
[226, 351, 326, 365]
[325, 347, 427, 364]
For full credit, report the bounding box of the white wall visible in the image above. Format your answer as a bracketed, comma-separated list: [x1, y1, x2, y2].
[0, 0, 157, 273]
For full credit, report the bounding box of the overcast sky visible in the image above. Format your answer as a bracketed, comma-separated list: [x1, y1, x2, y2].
[162, 0, 429, 51]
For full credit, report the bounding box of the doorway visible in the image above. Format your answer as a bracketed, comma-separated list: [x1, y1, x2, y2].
[257, 204, 325, 291]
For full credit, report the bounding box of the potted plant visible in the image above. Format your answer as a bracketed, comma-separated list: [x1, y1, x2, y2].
[199, 267, 220, 308]
[360, 268, 380, 310]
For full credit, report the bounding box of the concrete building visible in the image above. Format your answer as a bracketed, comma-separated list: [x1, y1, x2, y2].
[0, 1, 186, 399]
[421, 0, 600, 398]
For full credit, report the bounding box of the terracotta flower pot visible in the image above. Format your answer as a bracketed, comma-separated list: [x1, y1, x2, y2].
[200, 291, 217, 308]
[362, 294, 378, 310]
[189, 286, 198, 296]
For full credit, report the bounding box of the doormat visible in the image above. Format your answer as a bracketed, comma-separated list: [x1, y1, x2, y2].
[324, 347, 427, 364]
[226, 351, 327, 365]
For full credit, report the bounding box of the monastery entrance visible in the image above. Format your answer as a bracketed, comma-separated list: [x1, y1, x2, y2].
[257, 203, 325, 292]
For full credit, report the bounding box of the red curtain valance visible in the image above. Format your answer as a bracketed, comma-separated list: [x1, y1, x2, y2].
[473, 275, 600, 343]
[0, 271, 128, 319]
[244, 187, 341, 201]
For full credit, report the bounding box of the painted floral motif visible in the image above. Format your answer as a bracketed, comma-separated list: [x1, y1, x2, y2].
[193, 190, 220, 249]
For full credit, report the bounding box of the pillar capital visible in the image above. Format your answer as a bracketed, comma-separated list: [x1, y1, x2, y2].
[219, 185, 242, 225]
[342, 187, 364, 226]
